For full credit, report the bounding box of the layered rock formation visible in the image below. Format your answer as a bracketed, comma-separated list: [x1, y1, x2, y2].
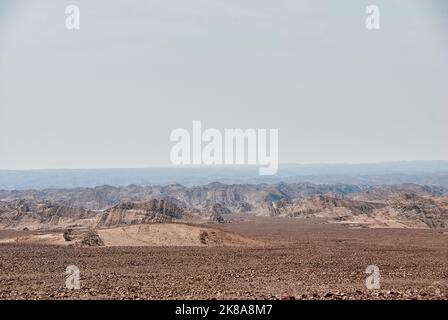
[0, 183, 447, 230]
[97, 199, 185, 227]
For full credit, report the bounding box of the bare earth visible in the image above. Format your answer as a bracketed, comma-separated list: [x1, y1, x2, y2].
[0, 215, 447, 300]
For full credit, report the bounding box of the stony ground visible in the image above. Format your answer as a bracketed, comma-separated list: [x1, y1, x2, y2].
[0, 216, 447, 300]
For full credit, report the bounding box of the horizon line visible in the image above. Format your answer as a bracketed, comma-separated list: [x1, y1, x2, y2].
[2, 160, 448, 171]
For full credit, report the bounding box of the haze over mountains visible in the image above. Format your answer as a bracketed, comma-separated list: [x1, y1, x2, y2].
[1, 161, 448, 231]
[1, 161, 448, 190]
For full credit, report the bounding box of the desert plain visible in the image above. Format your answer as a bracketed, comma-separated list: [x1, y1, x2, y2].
[0, 215, 447, 300]
[1, 182, 448, 300]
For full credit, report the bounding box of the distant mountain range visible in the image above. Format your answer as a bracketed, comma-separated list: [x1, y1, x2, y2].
[1, 161, 448, 190]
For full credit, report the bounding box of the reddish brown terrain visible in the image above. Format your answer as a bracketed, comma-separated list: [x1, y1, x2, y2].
[0, 215, 447, 300]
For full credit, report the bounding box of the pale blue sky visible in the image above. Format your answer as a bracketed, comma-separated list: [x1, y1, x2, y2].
[0, 0, 447, 169]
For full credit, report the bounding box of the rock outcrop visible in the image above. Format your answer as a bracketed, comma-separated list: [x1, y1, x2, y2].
[96, 199, 186, 227]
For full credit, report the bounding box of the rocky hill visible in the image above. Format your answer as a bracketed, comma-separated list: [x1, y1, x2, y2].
[96, 199, 186, 227]
[0, 199, 192, 230]
[0, 182, 367, 210]
[0, 200, 93, 230]
[0, 182, 447, 230]
[262, 193, 448, 229]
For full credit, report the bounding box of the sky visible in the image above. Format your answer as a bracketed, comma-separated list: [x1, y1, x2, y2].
[0, 0, 447, 170]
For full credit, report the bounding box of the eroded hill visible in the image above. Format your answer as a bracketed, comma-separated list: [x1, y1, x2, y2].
[0, 183, 447, 230]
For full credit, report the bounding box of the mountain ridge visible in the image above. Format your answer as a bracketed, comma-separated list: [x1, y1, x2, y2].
[2, 161, 448, 189]
[0, 182, 447, 230]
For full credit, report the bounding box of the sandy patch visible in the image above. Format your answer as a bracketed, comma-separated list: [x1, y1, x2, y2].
[97, 223, 263, 247]
[0, 223, 264, 247]
[0, 232, 67, 246]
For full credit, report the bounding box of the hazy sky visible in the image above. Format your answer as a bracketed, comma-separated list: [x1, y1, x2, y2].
[0, 0, 447, 169]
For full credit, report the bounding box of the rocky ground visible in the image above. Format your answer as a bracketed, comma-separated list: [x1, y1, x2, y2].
[0, 215, 447, 300]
